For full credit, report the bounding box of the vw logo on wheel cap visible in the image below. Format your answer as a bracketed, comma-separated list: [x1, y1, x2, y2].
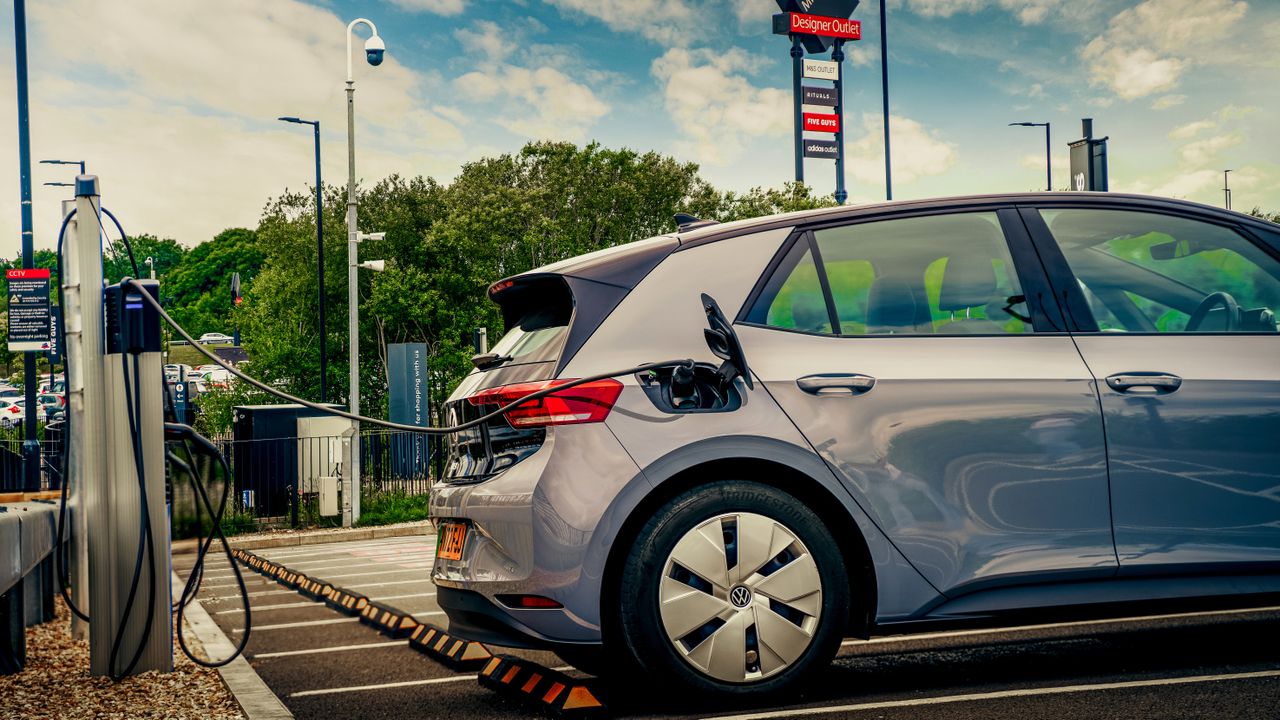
[729, 585, 753, 608]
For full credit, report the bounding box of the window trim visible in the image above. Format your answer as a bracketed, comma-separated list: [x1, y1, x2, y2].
[736, 205, 1068, 338]
[1020, 204, 1280, 336]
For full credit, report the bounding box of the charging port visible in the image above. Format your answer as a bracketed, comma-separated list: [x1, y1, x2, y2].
[637, 362, 742, 414]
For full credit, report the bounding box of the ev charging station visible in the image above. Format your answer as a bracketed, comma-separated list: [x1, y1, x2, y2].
[63, 176, 172, 676]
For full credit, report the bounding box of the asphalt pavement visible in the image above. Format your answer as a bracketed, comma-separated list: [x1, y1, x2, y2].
[174, 536, 1280, 720]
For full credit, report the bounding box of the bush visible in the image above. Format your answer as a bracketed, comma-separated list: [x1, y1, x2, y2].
[356, 490, 430, 527]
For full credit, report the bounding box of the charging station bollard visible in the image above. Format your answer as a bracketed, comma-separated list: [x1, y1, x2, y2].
[75, 176, 172, 677]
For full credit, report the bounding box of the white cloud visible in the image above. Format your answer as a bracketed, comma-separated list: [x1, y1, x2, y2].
[454, 20, 513, 62]
[1081, 44, 1186, 100]
[454, 66, 609, 142]
[903, 0, 1094, 25]
[1081, 0, 1248, 99]
[388, 0, 466, 15]
[1019, 152, 1069, 176]
[846, 114, 956, 185]
[542, 0, 696, 46]
[1169, 120, 1215, 140]
[1178, 133, 1244, 166]
[650, 47, 791, 165]
[0, 0, 466, 248]
[1151, 94, 1186, 110]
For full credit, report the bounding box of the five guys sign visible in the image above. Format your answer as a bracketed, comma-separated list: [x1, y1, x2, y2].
[773, 0, 860, 204]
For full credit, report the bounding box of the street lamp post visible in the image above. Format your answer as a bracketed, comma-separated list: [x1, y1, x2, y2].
[1223, 169, 1233, 210]
[343, 17, 385, 525]
[279, 116, 327, 403]
[40, 158, 86, 175]
[1010, 122, 1052, 191]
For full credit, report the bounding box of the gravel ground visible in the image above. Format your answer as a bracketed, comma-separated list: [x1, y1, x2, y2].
[0, 596, 244, 720]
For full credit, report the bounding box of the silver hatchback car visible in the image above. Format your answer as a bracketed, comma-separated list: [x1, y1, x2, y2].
[431, 193, 1280, 699]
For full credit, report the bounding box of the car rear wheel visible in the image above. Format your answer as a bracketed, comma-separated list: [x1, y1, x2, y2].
[611, 481, 849, 700]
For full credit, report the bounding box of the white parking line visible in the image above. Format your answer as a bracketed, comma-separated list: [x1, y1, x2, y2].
[233, 610, 445, 632]
[367, 592, 436, 602]
[289, 665, 575, 697]
[343, 579, 433, 591]
[252, 641, 404, 659]
[699, 668, 1280, 720]
[206, 567, 424, 588]
[291, 674, 477, 697]
[842, 605, 1280, 649]
[258, 539, 432, 560]
[217, 600, 319, 615]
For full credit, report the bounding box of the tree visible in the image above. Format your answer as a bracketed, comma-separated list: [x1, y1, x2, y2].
[1247, 207, 1279, 224]
[165, 228, 263, 338]
[103, 234, 186, 283]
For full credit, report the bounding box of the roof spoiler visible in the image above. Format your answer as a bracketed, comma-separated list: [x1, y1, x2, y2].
[674, 213, 719, 233]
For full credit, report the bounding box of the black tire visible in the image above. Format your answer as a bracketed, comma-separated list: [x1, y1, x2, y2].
[608, 481, 849, 701]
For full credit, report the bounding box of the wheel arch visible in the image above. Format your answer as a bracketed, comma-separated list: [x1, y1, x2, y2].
[598, 440, 878, 644]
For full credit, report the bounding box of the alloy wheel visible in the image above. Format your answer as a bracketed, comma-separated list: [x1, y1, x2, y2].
[658, 512, 823, 683]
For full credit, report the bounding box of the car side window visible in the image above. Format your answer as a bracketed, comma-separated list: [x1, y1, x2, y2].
[747, 212, 1032, 335]
[1042, 209, 1280, 333]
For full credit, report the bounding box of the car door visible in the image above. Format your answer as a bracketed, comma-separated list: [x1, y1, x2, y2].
[735, 208, 1116, 596]
[1025, 206, 1280, 574]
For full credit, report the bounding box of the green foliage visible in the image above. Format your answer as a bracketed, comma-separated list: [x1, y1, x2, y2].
[165, 228, 263, 338]
[356, 490, 431, 527]
[103, 234, 186, 284]
[1247, 207, 1280, 224]
[193, 383, 270, 437]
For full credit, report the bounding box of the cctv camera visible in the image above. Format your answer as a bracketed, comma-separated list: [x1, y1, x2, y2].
[365, 35, 385, 66]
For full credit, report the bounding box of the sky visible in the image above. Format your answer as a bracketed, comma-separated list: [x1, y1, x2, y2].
[1, 0, 1277, 251]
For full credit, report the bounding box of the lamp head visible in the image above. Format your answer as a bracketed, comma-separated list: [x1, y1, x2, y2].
[364, 35, 385, 66]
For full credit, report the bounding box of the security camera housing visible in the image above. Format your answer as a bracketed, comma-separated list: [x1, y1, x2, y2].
[364, 35, 386, 66]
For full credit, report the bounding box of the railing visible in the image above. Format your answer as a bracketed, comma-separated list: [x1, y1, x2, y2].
[0, 428, 65, 493]
[167, 430, 437, 534]
[1, 500, 57, 673]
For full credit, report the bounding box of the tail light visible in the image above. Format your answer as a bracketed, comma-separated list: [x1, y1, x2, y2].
[467, 379, 623, 428]
[8, 406, 19, 414]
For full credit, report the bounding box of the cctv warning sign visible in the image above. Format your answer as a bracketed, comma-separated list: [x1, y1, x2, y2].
[6, 268, 52, 352]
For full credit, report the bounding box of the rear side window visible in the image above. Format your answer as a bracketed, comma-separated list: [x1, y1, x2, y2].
[747, 212, 1032, 335]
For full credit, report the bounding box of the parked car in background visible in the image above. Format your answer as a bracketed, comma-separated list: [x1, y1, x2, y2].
[0, 398, 26, 428]
[164, 363, 194, 381]
[198, 332, 234, 345]
[432, 192, 1280, 700]
[36, 393, 64, 421]
[0, 386, 21, 399]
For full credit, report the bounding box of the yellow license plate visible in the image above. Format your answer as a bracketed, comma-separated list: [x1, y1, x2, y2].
[437, 522, 467, 561]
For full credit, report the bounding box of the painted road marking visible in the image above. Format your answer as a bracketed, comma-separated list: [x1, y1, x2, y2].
[841, 605, 1280, 649]
[291, 674, 478, 697]
[258, 539, 431, 560]
[289, 666, 575, 697]
[700, 668, 1280, 720]
[217, 600, 319, 615]
[206, 567, 424, 588]
[367, 592, 436, 602]
[233, 610, 445, 632]
[253, 641, 405, 659]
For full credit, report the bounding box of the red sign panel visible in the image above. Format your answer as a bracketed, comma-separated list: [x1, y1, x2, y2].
[789, 12, 861, 40]
[6, 268, 50, 280]
[803, 113, 840, 134]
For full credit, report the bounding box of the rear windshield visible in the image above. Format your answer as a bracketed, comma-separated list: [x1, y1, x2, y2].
[489, 277, 573, 367]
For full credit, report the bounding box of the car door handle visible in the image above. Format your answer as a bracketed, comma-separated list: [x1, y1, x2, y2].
[1105, 373, 1182, 393]
[796, 374, 876, 395]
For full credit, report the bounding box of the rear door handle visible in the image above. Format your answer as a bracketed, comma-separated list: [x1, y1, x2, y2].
[796, 373, 876, 395]
[1105, 372, 1182, 393]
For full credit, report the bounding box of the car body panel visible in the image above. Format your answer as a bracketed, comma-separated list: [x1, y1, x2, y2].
[1070, 334, 1280, 572]
[738, 326, 1117, 595]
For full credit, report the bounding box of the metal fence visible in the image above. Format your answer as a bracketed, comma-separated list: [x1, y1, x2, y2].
[0, 427, 65, 493]
[166, 430, 437, 532]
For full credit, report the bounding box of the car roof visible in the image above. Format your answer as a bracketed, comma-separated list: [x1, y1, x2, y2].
[499, 192, 1276, 290]
[674, 192, 1278, 247]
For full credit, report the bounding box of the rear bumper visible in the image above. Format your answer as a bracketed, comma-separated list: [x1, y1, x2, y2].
[437, 586, 601, 650]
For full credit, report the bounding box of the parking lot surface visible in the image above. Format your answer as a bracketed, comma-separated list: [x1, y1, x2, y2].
[175, 536, 1280, 720]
